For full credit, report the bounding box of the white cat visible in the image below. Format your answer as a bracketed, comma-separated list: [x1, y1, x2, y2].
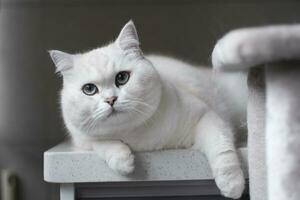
[49, 20, 246, 199]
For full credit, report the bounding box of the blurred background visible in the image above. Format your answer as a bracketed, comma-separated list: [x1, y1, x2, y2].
[0, 0, 299, 199]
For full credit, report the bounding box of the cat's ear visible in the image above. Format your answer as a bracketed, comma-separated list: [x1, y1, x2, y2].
[116, 20, 143, 57]
[48, 50, 73, 73]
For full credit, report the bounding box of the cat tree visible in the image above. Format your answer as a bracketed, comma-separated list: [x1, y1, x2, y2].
[212, 24, 300, 200]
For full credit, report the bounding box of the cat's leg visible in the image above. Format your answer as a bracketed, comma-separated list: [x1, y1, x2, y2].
[92, 140, 135, 175]
[193, 111, 245, 199]
[72, 135, 134, 175]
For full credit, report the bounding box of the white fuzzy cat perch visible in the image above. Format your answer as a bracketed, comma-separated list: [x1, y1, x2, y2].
[212, 24, 300, 200]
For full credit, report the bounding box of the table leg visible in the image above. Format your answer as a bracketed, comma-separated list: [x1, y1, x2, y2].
[60, 184, 75, 200]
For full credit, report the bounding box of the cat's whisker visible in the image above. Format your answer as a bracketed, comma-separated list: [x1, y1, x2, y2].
[92, 108, 106, 118]
[91, 110, 107, 123]
[128, 108, 150, 128]
[120, 101, 155, 117]
[84, 118, 96, 134]
[128, 105, 155, 126]
[119, 103, 151, 118]
[122, 99, 155, 112]
[125, 96, 163, 116]
[84, 109, 110, 134]
[124, 96, 155, 108]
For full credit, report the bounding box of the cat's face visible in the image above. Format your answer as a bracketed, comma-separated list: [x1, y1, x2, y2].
[49, 21, 162, 136]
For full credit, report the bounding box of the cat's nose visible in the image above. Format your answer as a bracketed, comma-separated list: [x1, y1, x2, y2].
[105, 96, 118, 106]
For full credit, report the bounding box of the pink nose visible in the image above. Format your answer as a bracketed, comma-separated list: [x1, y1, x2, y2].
[105, 96, 118, 106]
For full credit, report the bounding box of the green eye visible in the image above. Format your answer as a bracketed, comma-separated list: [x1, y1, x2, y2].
[115, 71, 130, 87]
[82, 83, 98, 96]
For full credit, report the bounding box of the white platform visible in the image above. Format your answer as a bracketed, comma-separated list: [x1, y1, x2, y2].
[44, 141, 248, 183]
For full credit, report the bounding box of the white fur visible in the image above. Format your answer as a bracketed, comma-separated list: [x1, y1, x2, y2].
[49, 21, 246, 199]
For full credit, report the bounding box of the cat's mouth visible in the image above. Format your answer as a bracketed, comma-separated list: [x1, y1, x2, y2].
[104, 108, 122, 119]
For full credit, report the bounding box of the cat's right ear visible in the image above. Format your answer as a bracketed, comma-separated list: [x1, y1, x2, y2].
[48, 50, 73, 73]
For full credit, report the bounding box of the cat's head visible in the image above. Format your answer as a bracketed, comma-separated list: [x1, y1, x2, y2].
[49, 21, 162, 136]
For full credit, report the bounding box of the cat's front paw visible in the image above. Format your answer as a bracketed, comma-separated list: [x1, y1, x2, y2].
[106, 149, 135, 175]
[214, 165, 245, 199]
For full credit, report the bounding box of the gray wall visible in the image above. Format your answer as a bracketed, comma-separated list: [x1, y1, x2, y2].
[0, 0, 299, 199]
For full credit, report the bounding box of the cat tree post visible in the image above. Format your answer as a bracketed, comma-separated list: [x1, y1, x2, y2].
[247, 68, 267, 200]
[212, 24, 300, 200]
[265, 62, 300, 200]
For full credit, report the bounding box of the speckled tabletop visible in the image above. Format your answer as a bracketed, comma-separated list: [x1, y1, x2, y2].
[44, 141, 248, 183]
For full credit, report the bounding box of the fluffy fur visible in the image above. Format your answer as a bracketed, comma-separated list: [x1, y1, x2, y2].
[49, 21, 246, 199]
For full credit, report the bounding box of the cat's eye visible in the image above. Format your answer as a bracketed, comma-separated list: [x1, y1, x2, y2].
[82, 83, 98, 96]
[115, 71, 130, 87]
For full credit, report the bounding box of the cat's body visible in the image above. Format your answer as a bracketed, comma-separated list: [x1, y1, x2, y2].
[49, 21, 246, 199]
[67, 55, 247, 151]
[149, 55, 247, 133]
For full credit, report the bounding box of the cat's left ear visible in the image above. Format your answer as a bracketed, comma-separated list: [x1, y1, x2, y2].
[116, 20, 143, 57]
